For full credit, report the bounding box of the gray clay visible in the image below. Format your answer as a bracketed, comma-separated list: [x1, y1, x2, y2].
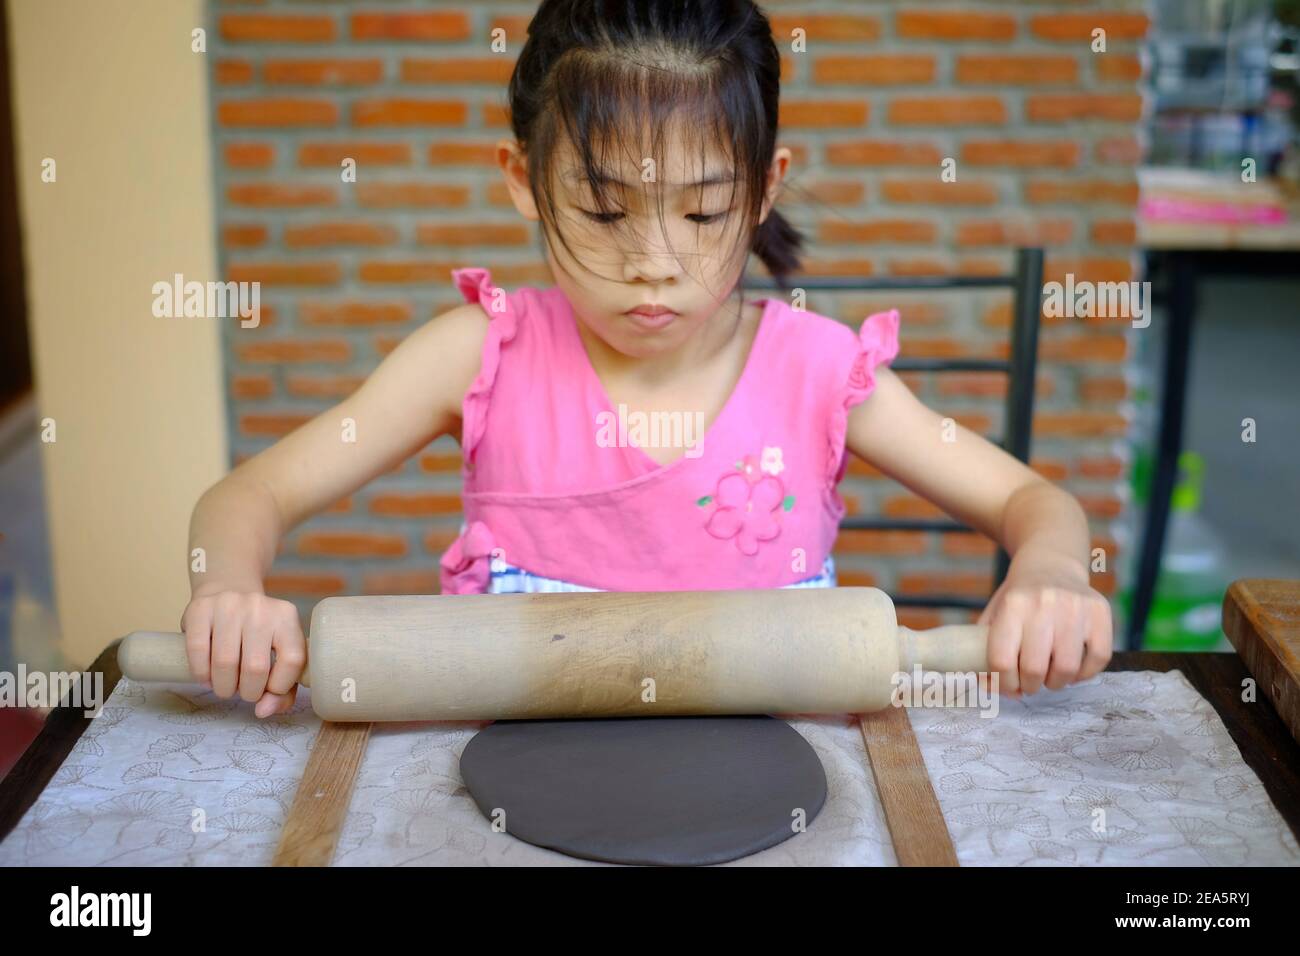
[458, 715, 827, 866]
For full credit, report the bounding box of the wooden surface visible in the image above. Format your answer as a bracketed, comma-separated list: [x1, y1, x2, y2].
[860, 706, 957, 866]
[1222, 579, 1300, 746]
[1138, 168, 1300, 251]
[3, 642, 1300, 857]
[273, 721, 371, 867]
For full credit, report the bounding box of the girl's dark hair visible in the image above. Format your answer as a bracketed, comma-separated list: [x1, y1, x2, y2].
[507, 0, 805, 293]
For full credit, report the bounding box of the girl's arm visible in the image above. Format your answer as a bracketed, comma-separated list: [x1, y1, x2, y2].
[183, 303, 488, 715]
[845, 367, 1113, 697]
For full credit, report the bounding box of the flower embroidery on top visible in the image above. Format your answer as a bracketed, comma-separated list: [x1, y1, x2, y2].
[697, 451, 796, 556]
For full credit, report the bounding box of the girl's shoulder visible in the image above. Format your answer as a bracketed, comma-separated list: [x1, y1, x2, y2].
[762, 296, 901, 379]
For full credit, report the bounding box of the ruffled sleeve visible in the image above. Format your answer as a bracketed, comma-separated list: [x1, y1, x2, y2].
[826, 309, 901, 483]
[451, 266, 520, 468]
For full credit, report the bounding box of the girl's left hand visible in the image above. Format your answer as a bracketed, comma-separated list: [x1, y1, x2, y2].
[978, 553, 1113, 697]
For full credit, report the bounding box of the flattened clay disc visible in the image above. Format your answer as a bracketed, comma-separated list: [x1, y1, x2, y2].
[459, 715, 826, 866]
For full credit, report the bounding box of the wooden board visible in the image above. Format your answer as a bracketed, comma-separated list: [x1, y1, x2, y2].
[1223, 578, 1300, 746]
[273, 721, 372, 867]
[859, 706, 958, 866]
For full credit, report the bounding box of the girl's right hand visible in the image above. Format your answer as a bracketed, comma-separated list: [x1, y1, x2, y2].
[180, 589, 307, 718]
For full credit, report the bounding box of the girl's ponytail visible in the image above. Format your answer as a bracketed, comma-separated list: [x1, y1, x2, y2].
[751, 208, 804, 290]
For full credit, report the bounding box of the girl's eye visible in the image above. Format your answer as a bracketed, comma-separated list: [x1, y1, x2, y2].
[581, 210, 624, 225]
[578, 210, 729, 225]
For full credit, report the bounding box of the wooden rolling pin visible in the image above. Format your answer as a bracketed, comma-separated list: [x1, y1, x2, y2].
[118, 587, 988, 721]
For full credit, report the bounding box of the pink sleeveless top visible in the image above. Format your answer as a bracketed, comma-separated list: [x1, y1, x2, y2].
[438, 267, 900, 594]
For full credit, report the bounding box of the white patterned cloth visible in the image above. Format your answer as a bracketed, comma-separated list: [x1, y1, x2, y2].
[487, 554, 838, 593]
[1, 670, 1296, 866]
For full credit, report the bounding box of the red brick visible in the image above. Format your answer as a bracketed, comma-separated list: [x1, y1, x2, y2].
[362, 570, 441, 595]
[961, 140, 1080, 168]
[800, 180, 867, 204]
[1096, 54, 1143, 83]
[1030, 13, 1149, 43]
[215, 60, 254, 85]
[356, 183, 471, 208]
[415, 223, 532, 246]
[1080, 376, 1128, 402]
[1095, 136, 1143, 165]
[350, 12, 471, 41]
[227, 262, 342, 287]
[820, 219, 938, 244]
[895, 608, 943, 630]
[955, 55, 1079, 85]
[780, 100, 869, 128]
[1026, 179, 1139, 205]
[263, 573, 346, 597]
[400, 57, 516, 84]
[1076, 455, 1125, 479]
[297, 532, 408, 558]
[358, 261, 460, 284]
[897, 570, 995, 598]
[1034, 335, 1128, 363]
[369, 493, 462, 517]
[942, 533, 997, 557]
[813, 55, 935, 85]
[427, 141, 501, 166]
[833, 530, 929, 555]
[218, 98, 338, 127]
[826, 140, 944, 167]
[1033, 412, 1127, 437]
[223, 224, 268, 248]
[420, 453, 464, 473]
[352, 99, 467, 127]
[235, 338, 351, 364]
[224, 142, 275, 169]
[1090, 219, 1137, 244]
[896, 11, 1016, 41]
[1027, 94, 1143, 123]
[955, 218, 1074, 246]
[1044, 256, 1135, 284]
[231, 374, 273, 400]
[283, 222, 398, 247]
[888, 96, 1007, 126]
[299, 301, 413, 326]
[264, 59, 384, 86]
[298, 141, 412, 167]
[887, 258, 951, 277]
[227, 183, 337, 207]
[221, 15, 337, 43]
[768, 14, 881, 41]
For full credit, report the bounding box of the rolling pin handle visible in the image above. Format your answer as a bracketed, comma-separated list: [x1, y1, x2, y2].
[896, 624, 989, 675]
[118, 630, 312, 688]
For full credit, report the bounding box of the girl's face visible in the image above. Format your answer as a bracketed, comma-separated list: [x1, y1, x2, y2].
[499, 126, 789, 360]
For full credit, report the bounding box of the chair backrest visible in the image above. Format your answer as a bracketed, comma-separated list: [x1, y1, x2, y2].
[743, 248, 1045, 611]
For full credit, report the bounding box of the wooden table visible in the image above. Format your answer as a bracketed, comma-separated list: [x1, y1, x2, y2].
[3, 640, 1299, 851]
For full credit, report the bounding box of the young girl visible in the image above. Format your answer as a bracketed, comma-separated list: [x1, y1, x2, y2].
[182, 0, 1112, 718]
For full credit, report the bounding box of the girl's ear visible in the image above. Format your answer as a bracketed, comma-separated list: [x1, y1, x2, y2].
[758, 146, 793, 225]
[497, 140, 540, 221]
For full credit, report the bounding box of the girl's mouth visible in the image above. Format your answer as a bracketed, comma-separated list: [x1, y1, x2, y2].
[624, 304, 677, 329]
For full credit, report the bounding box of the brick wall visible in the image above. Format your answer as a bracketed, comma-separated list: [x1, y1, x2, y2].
[210, 1, 1148, 631]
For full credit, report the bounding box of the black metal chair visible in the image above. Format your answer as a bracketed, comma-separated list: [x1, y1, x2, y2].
[745, 247, 1045, 611]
